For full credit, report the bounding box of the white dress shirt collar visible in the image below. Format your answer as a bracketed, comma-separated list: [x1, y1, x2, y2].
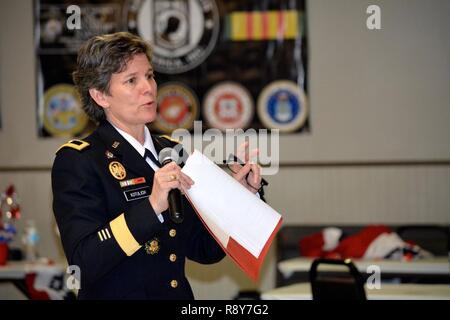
[109, 122, 158, 160]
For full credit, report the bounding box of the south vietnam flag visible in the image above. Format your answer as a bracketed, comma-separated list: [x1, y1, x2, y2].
[225, 10, 302, 41]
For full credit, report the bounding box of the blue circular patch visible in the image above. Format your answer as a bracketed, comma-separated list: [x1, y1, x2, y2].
[257, 80, 308, 132]
[266, 90, 302, 124]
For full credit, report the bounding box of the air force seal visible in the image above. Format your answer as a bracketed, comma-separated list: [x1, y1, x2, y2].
[257, 80, 308, 132]
[133, 0, 220, 74]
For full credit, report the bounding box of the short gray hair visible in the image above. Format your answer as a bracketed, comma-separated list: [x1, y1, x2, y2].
[72, 32, 152, 122]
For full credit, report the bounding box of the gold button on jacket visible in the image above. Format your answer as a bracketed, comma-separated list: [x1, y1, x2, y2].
[169, 254, 177, 262]
[170, 280, 178, 288]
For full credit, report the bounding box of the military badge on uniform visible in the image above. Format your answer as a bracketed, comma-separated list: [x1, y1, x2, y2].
[97, 228, 111, 242]
[56, 139, 90, 153]
[112, 141, 120, 149]
[109, 161, 127, 180]
[145, 238, 160, 255]
[120, 177, 146, 188]
[123, 186, 150, 201]
[105, 150, 115, 159]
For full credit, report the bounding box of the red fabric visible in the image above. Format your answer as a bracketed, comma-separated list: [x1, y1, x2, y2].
[327, 225, 392, 258]
[25, 273, 50, 300]
[299, 232, 324, 257]
[0, 243, 8, 265]
[299, 225, 393, 259]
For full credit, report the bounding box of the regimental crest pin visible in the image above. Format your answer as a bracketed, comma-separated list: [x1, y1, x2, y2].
[109, 161, 127, 180]
[145, 238, 160, 255]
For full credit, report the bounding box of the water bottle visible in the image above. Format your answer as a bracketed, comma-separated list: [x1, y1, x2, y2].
[23, 220, 39, 262]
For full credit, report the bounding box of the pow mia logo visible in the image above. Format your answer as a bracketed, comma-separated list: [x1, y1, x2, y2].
[131, 0, 220, 74]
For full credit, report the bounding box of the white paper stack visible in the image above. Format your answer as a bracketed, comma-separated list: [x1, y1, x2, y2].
[182, 150, 283, 280]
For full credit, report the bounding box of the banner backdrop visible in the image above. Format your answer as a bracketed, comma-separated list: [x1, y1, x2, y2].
[35, 0, 308, 137]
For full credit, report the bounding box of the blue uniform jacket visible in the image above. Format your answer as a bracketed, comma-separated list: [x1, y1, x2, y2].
[52, 121, 225, 299]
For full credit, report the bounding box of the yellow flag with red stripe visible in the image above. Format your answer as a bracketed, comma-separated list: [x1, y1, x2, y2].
[226, 10, 301, 41]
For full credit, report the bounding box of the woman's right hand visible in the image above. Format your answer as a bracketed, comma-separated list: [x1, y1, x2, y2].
[149, 162, 194, 215]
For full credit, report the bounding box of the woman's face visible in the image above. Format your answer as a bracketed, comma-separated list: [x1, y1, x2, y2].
[103, 53, 157, 126]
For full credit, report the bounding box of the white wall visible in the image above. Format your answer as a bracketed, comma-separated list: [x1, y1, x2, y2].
[0, 0, 449, 299]
[281, 0, 450, 163]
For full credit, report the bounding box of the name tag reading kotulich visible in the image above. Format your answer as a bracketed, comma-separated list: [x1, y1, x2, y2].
[124, 186, 150, 201]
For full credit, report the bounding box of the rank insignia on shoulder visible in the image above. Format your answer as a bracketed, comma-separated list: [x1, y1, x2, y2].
[145, 238, 160, 255]
[56, 139, 90, 153]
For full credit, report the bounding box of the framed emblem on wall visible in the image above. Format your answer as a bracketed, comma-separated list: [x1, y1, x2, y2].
[35, 0, 308, 137]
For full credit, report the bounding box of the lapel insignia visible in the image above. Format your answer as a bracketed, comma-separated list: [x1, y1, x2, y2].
[105, 150, 115, 159]
[120, 177, 146, 188]
[145, 238, 160, 255]
[112, 141, 120, 149]
[109, 161, 127, 180]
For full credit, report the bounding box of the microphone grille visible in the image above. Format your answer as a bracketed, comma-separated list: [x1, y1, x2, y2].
[158, 147, 180, 164]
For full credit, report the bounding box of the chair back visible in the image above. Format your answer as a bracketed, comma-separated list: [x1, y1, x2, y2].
[309, 258, 367, 301]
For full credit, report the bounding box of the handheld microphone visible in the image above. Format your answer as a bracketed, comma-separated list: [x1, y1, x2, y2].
[158, 148, 184, 224]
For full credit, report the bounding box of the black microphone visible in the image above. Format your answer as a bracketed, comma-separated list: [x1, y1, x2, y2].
[158, 148, 184, 224]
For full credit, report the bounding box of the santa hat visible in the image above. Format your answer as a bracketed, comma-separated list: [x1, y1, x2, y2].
[299, 227, 342, 257]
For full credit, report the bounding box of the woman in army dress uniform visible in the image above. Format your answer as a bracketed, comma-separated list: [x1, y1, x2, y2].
[51, 32, 263, 299]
